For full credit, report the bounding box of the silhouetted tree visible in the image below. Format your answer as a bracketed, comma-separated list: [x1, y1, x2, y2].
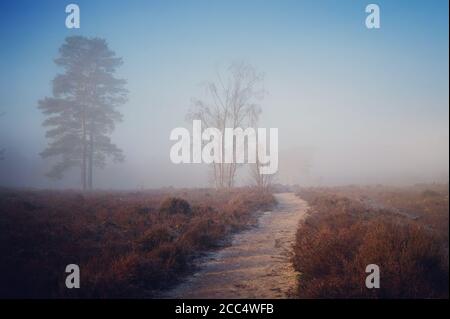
[249, 112, 276, 190]
[188, 62, 264, 188]
[39, 36, 127, 190]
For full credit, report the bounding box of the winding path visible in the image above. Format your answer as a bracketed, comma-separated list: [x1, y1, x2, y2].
[165, 193, 308, 299]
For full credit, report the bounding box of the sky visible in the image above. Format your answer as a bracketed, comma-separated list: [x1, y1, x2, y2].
[0, 0, 448, 189]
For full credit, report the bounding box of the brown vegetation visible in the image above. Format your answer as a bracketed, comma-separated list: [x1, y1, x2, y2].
[294, 184, 449, 298]
[0, 187, 275, 298]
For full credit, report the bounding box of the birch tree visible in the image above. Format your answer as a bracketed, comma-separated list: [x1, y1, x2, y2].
[188, 62, 264, 188]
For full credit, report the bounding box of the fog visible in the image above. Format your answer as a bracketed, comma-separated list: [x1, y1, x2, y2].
[0, 0, 448, 189]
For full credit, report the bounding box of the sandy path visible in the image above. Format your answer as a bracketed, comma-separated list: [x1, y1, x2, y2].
[164, 192, 308, 299]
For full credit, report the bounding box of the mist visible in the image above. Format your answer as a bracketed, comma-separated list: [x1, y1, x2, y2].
[0, 0, 448, 189]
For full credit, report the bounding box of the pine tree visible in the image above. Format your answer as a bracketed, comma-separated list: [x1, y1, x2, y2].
[38, 36, 127, 190]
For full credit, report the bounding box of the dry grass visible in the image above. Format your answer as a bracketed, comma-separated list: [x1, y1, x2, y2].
[294, 184, 449, 298]
[0, 187, 275, 298]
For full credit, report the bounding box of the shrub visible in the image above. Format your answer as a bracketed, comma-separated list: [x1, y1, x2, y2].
[159, 197, 192, 215]
[137, 227, 175, 251]
[422, 189, 440, 197]
[0, 188, 275, 298]
[294, 189, 449, 299]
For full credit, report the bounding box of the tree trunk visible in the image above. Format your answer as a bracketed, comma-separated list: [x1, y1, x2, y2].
[82, 108, 87, 192]
[88, 133, 94, 190]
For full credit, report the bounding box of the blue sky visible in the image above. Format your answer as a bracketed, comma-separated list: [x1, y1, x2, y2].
[0, 0, 448, 188]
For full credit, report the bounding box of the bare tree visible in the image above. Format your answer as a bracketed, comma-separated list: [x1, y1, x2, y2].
[248, 112, 276, 191]
[249, 159, 276, 190]
[188, 62, 264, 188]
